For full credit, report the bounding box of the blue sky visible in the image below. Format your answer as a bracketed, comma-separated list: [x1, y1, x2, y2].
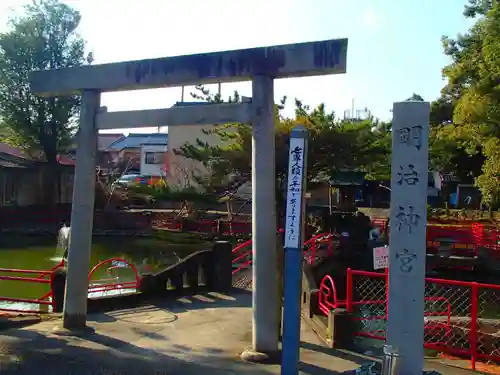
[1, 0, 474, 133]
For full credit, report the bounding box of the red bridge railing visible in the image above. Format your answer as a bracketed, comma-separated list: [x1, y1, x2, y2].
[231, 239, 253, 275]
[88, 257, 140, 296]
[0, 257, 141, 313]
[318, 268, 500, 371]
[473, 223, 500, 258]
[231, 231, 334, 275]
[303, 233, 336, 264]
[151, 214, 252, 236]
[0, 258, 65, 313]
[371, 219, 500, 270]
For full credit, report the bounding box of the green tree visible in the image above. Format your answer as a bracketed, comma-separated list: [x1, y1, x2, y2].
[427, 90, 487, 184]
[430, 96, 455, 126]
[432, 0, 500, 206]
[463, 0, 494, 17]
[176, 86, 391, 216]
[0, 0, 92, 202]
[406, 93, 425, 101]
[476, 137, 500, 206]
[0, 121, 8, 136]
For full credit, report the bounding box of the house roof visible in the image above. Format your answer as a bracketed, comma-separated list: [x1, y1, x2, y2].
[108, 133, 168, 151]
[0, 151, 38, 168]
[67, 133, 125, 151]
[0, 142, 78, 167]
[0, 143, 30, 159]
[56, 154, 76, 166]
[98, 133, 124, 150]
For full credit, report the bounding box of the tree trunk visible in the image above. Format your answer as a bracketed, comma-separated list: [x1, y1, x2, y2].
[40, 162, 59, 207]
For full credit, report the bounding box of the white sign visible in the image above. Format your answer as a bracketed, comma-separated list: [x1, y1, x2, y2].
[373, 246, 389, 270]
[284, 134, 306, 249]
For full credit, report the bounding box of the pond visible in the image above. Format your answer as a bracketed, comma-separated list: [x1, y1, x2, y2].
[0, 233, 210, 311]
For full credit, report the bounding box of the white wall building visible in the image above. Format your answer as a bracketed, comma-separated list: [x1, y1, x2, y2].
[140, 143, 168, 177]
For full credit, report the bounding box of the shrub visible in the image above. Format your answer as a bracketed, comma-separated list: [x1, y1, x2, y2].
[131, 184, 218, 205]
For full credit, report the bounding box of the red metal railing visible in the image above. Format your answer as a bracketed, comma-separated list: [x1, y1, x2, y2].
[372, 217, 388, 233]
[318, 268, 500, 371]
[473, 223, 500, 258]
[231, 231, 334, 275]
[370, 219, 500, 272]
[0, 259, 65, 313]
[88, 258, 140, 295]
[151, 214, 252, 236]
[427, 224, 478, 257]
[303, 233, 336, 265]
[231, 239, 253, 275]
[0, 257, 140, 313]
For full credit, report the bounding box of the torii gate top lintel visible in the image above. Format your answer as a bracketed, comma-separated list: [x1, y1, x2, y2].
[29, 38, 348, 97]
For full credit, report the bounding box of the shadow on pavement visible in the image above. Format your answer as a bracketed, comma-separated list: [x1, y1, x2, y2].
[0, 290, 373, 374]
[299, 362, 345, 375]
[86, 289, 253, 320]
[300, 341, 370, 363]
[299, 341, 367, 375]
[153, 289, 253, 313]
[0, 325, 272, 375]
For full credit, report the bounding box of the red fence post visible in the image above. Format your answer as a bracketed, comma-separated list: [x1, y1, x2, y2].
[346, 268, 353, 313]
[470, 282, 478, 371]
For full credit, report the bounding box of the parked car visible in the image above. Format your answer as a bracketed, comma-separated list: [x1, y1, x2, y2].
[113, 174, 163, 189]
[112, 174, 141, 189]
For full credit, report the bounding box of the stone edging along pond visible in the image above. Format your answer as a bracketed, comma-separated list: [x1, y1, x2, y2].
[0, 313, 43, 331]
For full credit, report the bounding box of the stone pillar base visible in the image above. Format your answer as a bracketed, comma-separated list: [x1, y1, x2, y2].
[62, 313, 89, 331]
[52, 324, 95, 337]
[240, 348, 281, 364]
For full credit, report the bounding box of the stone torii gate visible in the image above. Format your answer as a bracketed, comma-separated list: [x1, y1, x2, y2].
[29, 38, 348, 360]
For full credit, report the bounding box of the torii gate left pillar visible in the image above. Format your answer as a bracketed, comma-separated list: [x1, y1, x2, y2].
[29, 39, 347, 360]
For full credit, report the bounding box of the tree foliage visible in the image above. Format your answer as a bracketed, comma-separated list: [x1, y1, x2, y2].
[0, 0, 91, 162]
[406, 93, 425, 101]
[175, 86, 391, 195]
[476, 137, 500, 205]
[431, 0, 500, 205]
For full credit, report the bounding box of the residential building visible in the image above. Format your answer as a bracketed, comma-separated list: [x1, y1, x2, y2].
[165, 102, 235, 189]
[108, 133, 168, 174]
[0, 144, 74, 206]
[62, 133, 124, 171]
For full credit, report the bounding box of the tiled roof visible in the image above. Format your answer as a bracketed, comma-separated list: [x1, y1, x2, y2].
[0, 151, 38, 168]
[0, 143, 29, 159]
[98, 133, 124, 150]
[108, 133, 168, 150]
[0, 142, 78, 167]
[56, 154, 76, 166]
[67, 133, 125, 151]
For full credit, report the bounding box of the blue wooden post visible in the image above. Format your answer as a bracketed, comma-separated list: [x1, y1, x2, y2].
[281, 125, 308, 375]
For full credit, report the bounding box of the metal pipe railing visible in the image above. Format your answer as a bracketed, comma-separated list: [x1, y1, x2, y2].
[381, 345, 400, 375]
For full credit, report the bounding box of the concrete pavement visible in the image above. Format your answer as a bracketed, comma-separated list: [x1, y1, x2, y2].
[0, 291, 478, 374]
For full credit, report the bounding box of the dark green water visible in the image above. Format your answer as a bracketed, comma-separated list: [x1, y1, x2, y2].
[0, 235, 209, 311]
